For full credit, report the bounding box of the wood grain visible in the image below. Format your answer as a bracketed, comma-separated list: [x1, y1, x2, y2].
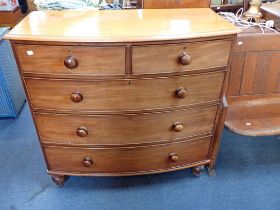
[226, 94, 280, 136]
[253, 52, 271, 94]
[240, 52, 258, 95]
[226, 28, 280, 137]
[232, 51, 280, 96]
[209, 96, 228, 168]
[132, 40, 231, 75]
[24, 72, 225, 112]
[265, 52, 280, 93]
[143, 0, 210, 8]
[0, 7, 23, 28]
[36, 105, 217, 146]
[44, 136, 211, 174]
[8, 9, 236, 179]
[4, 9, 239, 42]
[227, 53, 245, 96]
[15, 44, 126, 75]
[233, 34, 280, 53]
[229, 32, 280, 97]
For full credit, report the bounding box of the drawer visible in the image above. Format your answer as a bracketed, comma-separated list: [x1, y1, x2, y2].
[15, 44, 126, 75]
[36, 105, 217, 146]
[44, 136, 211, 174]
[25, 71, 225, 112]
[132, 40, 232, 75]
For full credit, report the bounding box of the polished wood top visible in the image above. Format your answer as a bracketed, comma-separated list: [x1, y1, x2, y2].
[5, 8, 239, 42]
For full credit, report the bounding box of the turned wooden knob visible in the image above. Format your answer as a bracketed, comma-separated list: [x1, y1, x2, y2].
[71, 91, 83, 103]
[169, 153, 179, 162]
[178, 53, 192, 65]
[175, 87, 187, 98]
[77, 127, 88, 137]
[64, 55, 78, 69]
[173, 122, 184, 132]
[83, 157, 93, 167]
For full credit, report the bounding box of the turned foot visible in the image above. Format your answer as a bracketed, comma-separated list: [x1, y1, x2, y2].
[51, 175, 67, 187]
[192, 165, 204, 177]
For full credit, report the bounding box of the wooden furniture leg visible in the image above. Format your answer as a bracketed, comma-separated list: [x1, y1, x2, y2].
[192, 165, 205, 177]
[208, 96, 228, 175]
[51, 175, 67, 187]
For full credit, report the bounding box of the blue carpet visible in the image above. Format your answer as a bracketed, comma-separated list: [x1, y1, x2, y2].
[0, 103, 280, 210]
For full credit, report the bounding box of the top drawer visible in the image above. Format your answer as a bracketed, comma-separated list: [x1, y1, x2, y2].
[132, 40, 232, 75]
[14, 44, 126, 75]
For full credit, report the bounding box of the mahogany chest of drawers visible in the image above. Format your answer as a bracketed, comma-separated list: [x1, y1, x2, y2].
[5, 9, 239, 186]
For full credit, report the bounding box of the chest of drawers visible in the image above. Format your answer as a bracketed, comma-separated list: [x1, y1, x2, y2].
[6, 9, 239, 186]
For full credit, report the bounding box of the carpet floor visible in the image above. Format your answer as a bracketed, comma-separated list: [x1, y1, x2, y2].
[0, 103, 280, 210]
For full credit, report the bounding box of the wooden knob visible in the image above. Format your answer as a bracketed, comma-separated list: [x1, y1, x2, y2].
[64, 55, 78, 69]
[169, 153, 179, 162]
[173, 122, 184, 132]
[83, 157, 93, 167]
[71, 91, 83, 103]
[175, 87, 187, 98]
[178, 53, 192, 65]
[77, 127, 88, 137]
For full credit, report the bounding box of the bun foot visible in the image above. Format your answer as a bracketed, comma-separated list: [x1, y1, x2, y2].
[51, 175, 67, 187]
[192, 165, 204, 177]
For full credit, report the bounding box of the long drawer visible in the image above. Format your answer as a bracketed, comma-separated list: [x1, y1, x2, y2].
[36, 105, 217, 146]
[44, 136, 211, 174]
[25, 71, 225, 112]
[15, 44, 126, 75]
[132, 40, 232, 75]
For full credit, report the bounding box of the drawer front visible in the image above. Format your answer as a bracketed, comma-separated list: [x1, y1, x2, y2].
[36, 105, 217, 146]
[44, 136, 211, 174]
[15, 44, 126, 75]
[132, 40, 232, 75]
[25, 72, 225, 112]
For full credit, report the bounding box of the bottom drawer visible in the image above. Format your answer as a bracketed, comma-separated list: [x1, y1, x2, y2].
[44, 136, 211, 175]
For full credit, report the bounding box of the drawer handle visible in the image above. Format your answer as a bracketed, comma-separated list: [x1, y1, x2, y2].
[77, 127, 88, 137]
[64, 55, 78, 69]
[175, 87, 187, 98]
[178, 53, 192, 65]
[173, 122, 184, 132]
[71, 91, 83, 103]
[169, 153, 179, 162]
[83, 157, 93, 167]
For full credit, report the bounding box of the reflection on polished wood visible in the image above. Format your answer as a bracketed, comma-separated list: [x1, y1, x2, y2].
[44, 136, 211, 174]
[6, 8, 238, 184]
[143, 0, 210, 9]
[226, 95, 280, 136]
[35, 106, 217, 146]
[5, 9, 239, 42]
[25, 72, 225, 112]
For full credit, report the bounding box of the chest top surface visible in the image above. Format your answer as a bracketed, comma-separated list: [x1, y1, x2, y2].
[5, 8, 239, 43]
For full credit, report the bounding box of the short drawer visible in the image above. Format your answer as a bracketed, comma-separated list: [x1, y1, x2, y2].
[132, 40, 232, 75]
[25, 71, 225, 112]
[44, 136, 211, 174]
[15, 44, 126, 75]
[36, 105, 217, 146]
